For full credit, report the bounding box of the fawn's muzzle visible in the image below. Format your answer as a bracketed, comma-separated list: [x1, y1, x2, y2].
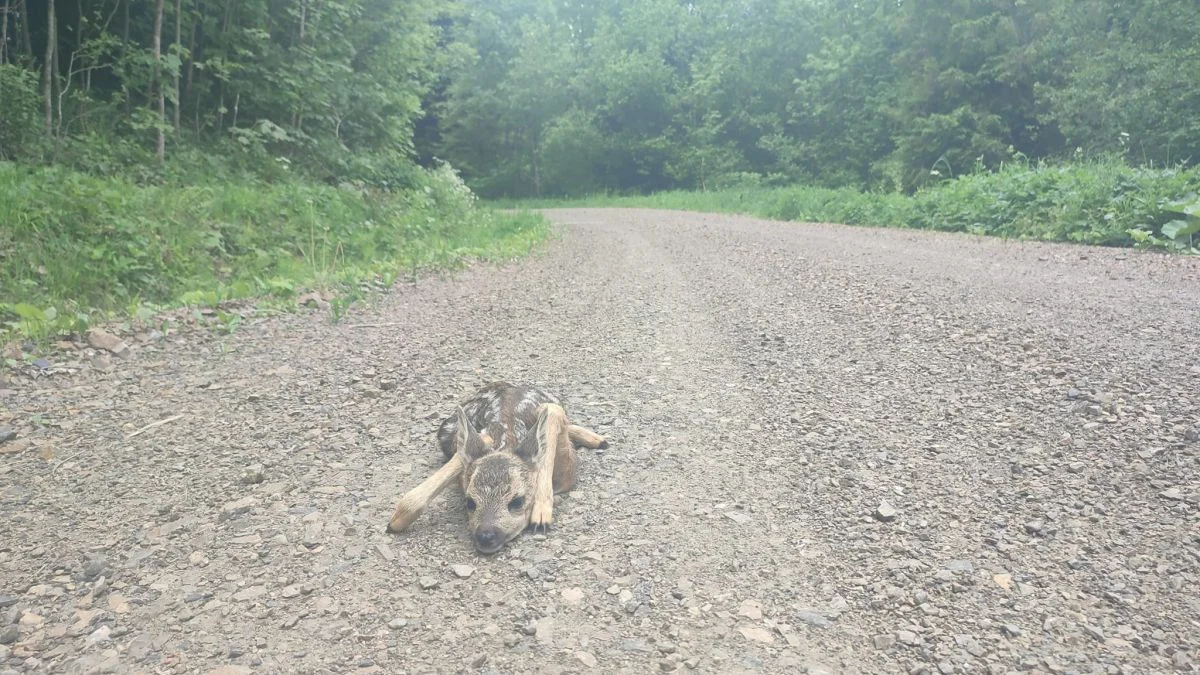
[472, 527, 504, 553]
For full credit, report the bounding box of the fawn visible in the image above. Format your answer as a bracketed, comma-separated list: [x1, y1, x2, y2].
[385, 382, 607, 553]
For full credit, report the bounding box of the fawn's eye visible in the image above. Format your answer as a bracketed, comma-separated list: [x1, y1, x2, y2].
[466, 498, 477, 511]
[507, 496, 525, 512]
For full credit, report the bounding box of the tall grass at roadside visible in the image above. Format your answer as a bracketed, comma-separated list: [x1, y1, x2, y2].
[0, 162, 548, 341]
[499, 158, 1200, 250]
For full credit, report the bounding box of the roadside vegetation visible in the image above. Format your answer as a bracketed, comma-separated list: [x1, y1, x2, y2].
[499, 158, 1200, 250]
[0, 0, 546, 345]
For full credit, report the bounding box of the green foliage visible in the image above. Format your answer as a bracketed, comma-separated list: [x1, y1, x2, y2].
[6, 0, 450, 189]
[419, 0, 1200, 199]
[0, 65, 47, 162]
[502, 159, 1200, 250]
[0, 161, 549, 341]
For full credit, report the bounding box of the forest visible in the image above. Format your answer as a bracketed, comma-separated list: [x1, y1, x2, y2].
[2, 0, 1199, 339]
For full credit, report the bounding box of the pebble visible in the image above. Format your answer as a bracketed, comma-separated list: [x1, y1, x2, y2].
[0, 625, 17, 645]
[576, 651, 598, 668]
[387, 619, 407, 630]
[738, 599, 762, 620]
[127, 633, 153, 661]
[232, 585, 267, 601]
[738, 627, 773, 644]
[724, 511, 752, 525]
[418, 577, 439, 590]
[87, 329, 128, 356]
[0, 429, 14, 443]
[89, 625, 112, 644]
[376, 543, 395, 562]
[795, 609, 830, 627]
[82, 556, 108, 580]
[451, 564, 475, 579]
[874, 500, 898, 522]
[239, 466, 265, 484]
[220, 497, 259, 520]
[896, 630, 920, 646]
[561, 588, 584, 605]
[303, 521, 324, 548]
[0, 439, 30, 455]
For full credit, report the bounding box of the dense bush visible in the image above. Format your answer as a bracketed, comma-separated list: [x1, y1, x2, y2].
[0, 161, 547, 339]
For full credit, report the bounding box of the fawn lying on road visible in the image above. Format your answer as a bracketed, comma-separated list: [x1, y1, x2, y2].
[385, 382, 607, 553]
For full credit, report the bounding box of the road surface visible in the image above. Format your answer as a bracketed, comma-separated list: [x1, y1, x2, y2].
[2, 209, 1199, 674]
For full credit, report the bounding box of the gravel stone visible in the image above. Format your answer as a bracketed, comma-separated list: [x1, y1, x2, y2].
[873, 500, 898, 522]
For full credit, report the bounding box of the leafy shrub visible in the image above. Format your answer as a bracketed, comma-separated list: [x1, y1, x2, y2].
[0, 65, 48, 162]
[0, 161, 548, 340]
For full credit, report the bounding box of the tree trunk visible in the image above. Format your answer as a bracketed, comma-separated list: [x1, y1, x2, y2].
[185, 0, 197, 130]
[294, 0, 306, 129]
[215, 0, 232, 133]
[121, 0, 129, 113]
[0, 0, 9, 66]
[18, 0, 32, 60]
[1, 0, 9, 66]
[172, 0, 181, 131]
[532, 144, 542, 197]
[42, 0, 56, 136]
[153, 0, 165, 163]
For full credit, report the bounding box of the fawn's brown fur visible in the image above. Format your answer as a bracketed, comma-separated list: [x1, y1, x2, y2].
[385, 382, 607, 553]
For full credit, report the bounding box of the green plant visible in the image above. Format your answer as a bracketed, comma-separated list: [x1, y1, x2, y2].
[1160, 196, 1200, 251]
[496, 158, 1200, 251]
[0, 162, 550, 345]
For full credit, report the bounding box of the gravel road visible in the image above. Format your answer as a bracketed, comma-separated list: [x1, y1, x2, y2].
[2, 208, 1199, 675]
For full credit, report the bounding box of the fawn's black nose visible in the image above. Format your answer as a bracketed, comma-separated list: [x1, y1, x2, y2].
[473, 527, 503, 553]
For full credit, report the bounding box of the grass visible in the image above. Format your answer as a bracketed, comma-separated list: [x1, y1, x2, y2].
[0, 161, 550, 343]
[496, 158, 1200, 251]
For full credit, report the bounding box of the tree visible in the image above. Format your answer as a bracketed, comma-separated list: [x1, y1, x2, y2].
[42, 0, 55, 135]
[152, 0, 165, 163]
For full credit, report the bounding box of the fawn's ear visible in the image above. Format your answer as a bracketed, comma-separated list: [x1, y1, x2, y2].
[513, 414, 548, 465]
[452, 407, 490, 463]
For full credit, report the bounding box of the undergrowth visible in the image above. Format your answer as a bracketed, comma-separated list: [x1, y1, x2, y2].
[500, 158, 1200, 252]
[0, 162, 548, 343]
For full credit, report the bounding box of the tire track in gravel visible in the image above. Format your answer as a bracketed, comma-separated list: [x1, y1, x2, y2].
[1, 208, 1197, 675]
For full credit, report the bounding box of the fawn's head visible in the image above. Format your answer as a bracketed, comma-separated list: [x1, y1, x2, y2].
[449, 407, 542, 554]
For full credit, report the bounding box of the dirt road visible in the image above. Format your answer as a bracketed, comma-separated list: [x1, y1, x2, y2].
[2, 209, 1199, 674]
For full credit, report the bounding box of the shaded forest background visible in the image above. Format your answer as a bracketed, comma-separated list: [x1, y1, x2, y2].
[3, 0, 1198, 195]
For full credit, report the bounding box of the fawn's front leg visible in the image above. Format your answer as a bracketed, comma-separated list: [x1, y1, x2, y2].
[529, 404, 569, 532]
[386, 453, 464, 533]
